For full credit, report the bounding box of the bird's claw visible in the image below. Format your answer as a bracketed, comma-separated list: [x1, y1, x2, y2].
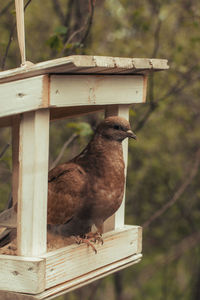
[73, 236, 97, 254]
[93, 234, 103, 245]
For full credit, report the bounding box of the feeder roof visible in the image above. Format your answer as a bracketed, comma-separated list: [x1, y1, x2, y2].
[0, 55, 168, 84]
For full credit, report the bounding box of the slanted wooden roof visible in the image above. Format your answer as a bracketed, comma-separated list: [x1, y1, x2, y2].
[0, 55, 169, 84]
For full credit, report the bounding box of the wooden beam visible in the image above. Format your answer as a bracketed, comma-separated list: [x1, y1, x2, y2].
[0, 253, 141, 299]
[38, 255, 142, 300]
[104, 105, 130, 231]
[50, 105, 104, 121]
[17, 109, 50, 256]
[0, 255, 45, 294]
[0, 75, 49, 118]
[50, 75, 146, 108]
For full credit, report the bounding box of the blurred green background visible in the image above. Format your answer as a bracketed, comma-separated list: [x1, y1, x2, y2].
[0, 0, 200, 299]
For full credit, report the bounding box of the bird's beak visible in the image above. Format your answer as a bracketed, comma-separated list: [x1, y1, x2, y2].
[126, 129, 137, 140]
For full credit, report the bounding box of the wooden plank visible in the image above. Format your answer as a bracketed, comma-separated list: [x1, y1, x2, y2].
[50, 105, 104, 121]
[0, 255, 45, 294]
[41, 225, 140, 289]
[132, 58, 152, 69]
[0, 106, 104, 127]
[50, 75, 145, 108]
[0, 75, 49, 118]
[0, 56, 169, 84]
[38, 254, 142, 300]
[17, 109, 50, 256]
[0, 254, 141, 300]
[104, 105, 130, 231]
[150, 58, 169, 70]
[15, 0, 26, 65]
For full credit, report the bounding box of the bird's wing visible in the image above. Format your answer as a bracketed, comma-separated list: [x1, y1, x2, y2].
[0, 228, 16, 248]
[0, 207, 17, 228]
[48, 162, 87, 225]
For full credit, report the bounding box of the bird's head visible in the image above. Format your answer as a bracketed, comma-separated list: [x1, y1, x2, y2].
[96, 116, 137, 142]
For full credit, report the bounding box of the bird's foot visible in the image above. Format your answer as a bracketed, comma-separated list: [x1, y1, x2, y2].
[74, 236, 98, 254]
[85, 232, 104, 245]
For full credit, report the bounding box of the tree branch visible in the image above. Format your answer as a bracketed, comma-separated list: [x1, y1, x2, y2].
[87, 279, 103, 300]
[64, 0, 74, 29]
[24, 0, 33, 10]
[0, 1, 13, 17]
[62, 0, 96, 55]
[114, 272, 124, 300]
[135, 67, 200, 132]
[0, 144, 10, 159]
[51, 0, 65, 24]
[135, 230, 200, 287]
[49, 133, 78, 170]
[142, 148, 200, 228]
[1, 24, 15, 70]
[151, 19, 162, 58]
[79, 0, 96, 45]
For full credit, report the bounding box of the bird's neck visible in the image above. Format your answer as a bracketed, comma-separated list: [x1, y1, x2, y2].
[90, 133, 123, 155]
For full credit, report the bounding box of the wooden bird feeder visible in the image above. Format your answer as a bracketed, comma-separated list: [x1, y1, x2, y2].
[0, 1, 169, 299]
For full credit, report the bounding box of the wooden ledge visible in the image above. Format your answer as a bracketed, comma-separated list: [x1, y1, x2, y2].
[0, 225, 142, 297]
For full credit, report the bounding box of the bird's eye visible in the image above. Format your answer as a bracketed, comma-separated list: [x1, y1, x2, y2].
[113, 125, 121, 130]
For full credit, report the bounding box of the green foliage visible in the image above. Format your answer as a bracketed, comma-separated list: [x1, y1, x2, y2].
[46, 26, 68, 52]
[67, 122, 93, 138]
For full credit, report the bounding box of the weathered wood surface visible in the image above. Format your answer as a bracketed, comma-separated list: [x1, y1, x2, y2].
[0, 55, 169, 84]
[15, 0, 26, 65]
[17, 110, 49, 256]
[42, 225, 141, 289]
[0, 74, 146, 125]
[50, 75, 146, 107]
[37, 254, 142, 300]
[0, 226, 141, 297]
[0, 75, 49, 118]
[0, 255, 45, 294]
[0, 254, 141, 300]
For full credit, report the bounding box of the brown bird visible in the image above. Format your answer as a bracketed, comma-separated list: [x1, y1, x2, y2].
[0, 116, 136, 252]
[47, 116, 136, 245]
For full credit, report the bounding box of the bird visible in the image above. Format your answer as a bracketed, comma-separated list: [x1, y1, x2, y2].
[0, 116, 136, 253]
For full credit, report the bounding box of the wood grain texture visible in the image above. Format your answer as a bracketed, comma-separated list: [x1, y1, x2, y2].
[37, 254, 142, 300]
[0, 255, 45, 294]
[15, 0, 26, 65]
[17, 110, 50, 256]
[41, 225, 140, 289]
[0, 55, 169, 84]
[0, 254, 141, 300]
[0, 75, 49, 118]
[0, 226, 141, 296]
[50, 75, 145, 108]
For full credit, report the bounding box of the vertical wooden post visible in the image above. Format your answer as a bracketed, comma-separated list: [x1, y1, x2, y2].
[104, 104, 130, 231]
[15, 0, 26, 65]
[15, 109, 50, 256]
[12, 116, 20, 209]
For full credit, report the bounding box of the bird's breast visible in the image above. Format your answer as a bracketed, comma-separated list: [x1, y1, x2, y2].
[88, 153, 125, 221]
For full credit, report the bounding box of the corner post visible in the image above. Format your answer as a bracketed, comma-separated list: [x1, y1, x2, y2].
[104, 104, 130, 231]
[15, 109, 50, 256]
